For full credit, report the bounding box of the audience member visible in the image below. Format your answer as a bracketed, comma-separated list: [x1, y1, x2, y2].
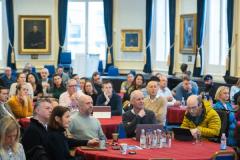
[200, 74, 217, 103]
[9, 73, 34, 99]
[22, 62, 34, 75]
[180, 63, 191, 77]
[92, 72, 102, 95]
[26, 73, 43, 100]
[69, 95, 106, 140]
[79, 77, 88, 91]
[0, 87, 14, 119]
[181, 95, 221, 139]
[172, 76, 198, 101]
[144, 80, 167, 125]
[56, 65, 70, 85]
[59, 79, 84, 108]
[49, 74, 66, 99]
[0, 117, 25, 160]
[83, 80, 98, 105]
[120, 72, 134, 94]
[230, 78, 240, 103]
[214, 86, 237, 146]
[71, 74, 81, 91]
[157, 74, 178, 107]
[22, 98, 52, 158]
[39, 68, 53, 96]
[0, 67, 16, 89]
[46, 106, 99, 160]
[96, 81, 122, 116]
[122, 90, 157, 138]
[7, 83, 33, 118]
[123, 73, 145, 108]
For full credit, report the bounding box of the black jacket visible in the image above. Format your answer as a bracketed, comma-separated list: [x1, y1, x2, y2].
[46, 127, 88, 160]
[122, 109, 157, 138]
[22, 118, 48, 153]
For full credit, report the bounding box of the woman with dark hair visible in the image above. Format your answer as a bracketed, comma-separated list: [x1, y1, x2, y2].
[122, 74, 145, 111]
[83, 80, 98, 106]
[49, 74, 66, 99]
[46, 106, 99, 160]
[7, 83, 33, 118]
[26, 73, 43, 100]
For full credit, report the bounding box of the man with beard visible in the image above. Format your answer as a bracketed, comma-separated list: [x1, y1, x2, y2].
[200, 74, 217, 103]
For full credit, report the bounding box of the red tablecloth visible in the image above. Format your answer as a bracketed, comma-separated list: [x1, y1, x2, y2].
[18, 116, 122, 139]
[76, 138, 234, 160]
[167, 106, 186, 124]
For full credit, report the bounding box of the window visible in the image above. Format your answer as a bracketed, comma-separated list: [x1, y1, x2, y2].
[154, 0, 170, 62]
[66, 0, 106, 60]
[205, 0, 228, 74]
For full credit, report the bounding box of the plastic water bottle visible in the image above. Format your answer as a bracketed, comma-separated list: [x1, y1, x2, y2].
[157, 129, 162, 148]
[146, 129, 152, 149]
[220, 133, 227, 150]
[161, 131, 167, 148]
[152, 130, 157, 148]
[140, 129, 146, 149]
[181, 97, 185, 106]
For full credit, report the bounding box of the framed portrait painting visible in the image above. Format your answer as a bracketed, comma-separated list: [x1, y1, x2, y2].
[19, 15, 51, 54]
[180, 14, 197, 53]
[121, 29, 142, 52]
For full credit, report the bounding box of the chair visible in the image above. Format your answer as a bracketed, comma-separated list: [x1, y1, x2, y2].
[108, 66, 119, 76]
[44, 65, 55, 78]
[117, 123, 126, 139]
[212, 150, 237, 160]
[59, 52, 72, 73]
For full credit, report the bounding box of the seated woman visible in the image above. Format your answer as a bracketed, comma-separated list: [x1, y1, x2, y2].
[83, 80, 98, 106]
[0, 117, 25, 159]
[46, 106, 99, 160]
[48, 74, 66, 99]
[26, 73, 43, 101]
[230, 78, 240, 103]
[123, 74, 145, 111]
[120, 72, 134, 94]
[7, 83, 33, 118]
[214, 86, 237, 146]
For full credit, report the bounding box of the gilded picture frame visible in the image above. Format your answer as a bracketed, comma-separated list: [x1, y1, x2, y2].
[19, 15, 51, 54]
[121, 29, 143, 52]
[180, 14, 197, 53]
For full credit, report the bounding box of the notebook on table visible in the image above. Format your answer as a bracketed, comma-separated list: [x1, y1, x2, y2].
[92, 106, 111, 118]
[172, 127, 193, 141]
[135, 124, 163, 141]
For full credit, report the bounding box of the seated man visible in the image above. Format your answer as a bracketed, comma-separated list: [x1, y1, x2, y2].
[39, 68, 53, 96]
[181, 95, 221, 139]
[0, 67, 16, 89]
[144, 80, 167, 125]
[157, 74, 178, 107]
[59, 79, 84, 108]
[69, 95, 106, 140]
[92, 72, 102, 95]
[123, 90, 157, 138]
[199, 74, 217, 103]
[96, 80, 122, 116]
[22, 99, 53, 158]
[0, 86, 14, 119]
[172, 76, 198, 101]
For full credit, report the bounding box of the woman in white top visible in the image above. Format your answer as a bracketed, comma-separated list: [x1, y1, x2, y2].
[230, 78, 240, 102]
[0, 117, 26, 160]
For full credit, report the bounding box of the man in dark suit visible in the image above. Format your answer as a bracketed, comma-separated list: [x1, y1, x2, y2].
[25, 24, 45, 49]
[0, 67, 16, 89]
[122, 90, 157, 138]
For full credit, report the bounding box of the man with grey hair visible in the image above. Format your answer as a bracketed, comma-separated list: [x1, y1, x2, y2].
[22, 98, 53, 158]
[0, 67, 16, 89]
[59, 79, 84, 108]
[122, 90, 157, 138]
[69, 94, 106, 140]
[39, 68, 53, 96]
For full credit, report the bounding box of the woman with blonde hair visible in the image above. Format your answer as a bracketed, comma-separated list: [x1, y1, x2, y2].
[214, 86, 237, 146]
[230, 78, 240, 103]
[0, 117, 25, 159]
